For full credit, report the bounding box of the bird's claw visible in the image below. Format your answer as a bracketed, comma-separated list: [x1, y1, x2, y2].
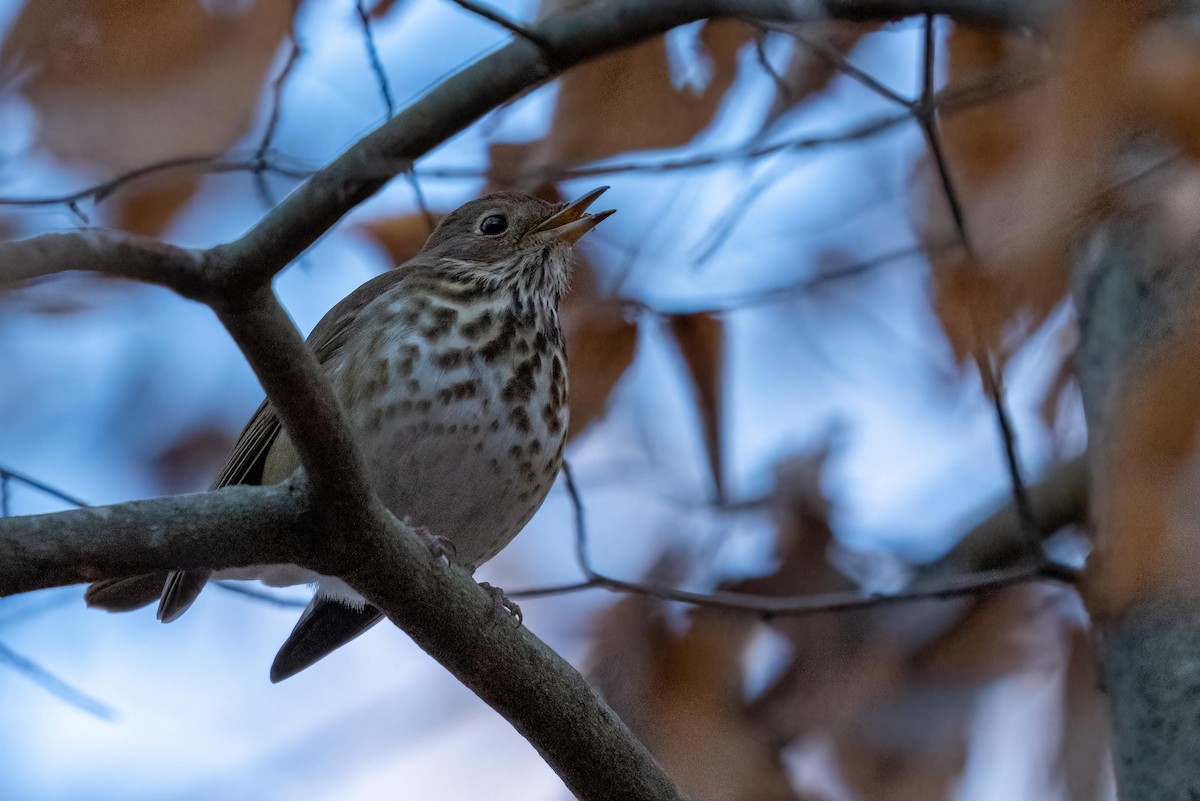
[479, 582, 522, 626]
[413, 525, 457, 565]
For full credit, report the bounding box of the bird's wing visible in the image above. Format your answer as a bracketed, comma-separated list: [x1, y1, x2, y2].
[157, 266, 421, 623]
[270, 596, 384, 683]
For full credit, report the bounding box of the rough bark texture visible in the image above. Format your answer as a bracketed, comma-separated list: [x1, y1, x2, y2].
[1075, 206, 1200, 800]
[1098, 598, 1200, 800]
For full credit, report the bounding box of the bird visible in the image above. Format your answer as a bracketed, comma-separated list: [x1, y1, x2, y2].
[84, 187, 615, 682]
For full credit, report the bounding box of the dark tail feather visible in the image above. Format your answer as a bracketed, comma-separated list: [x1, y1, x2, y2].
[270, 597, 383, 683]
[85, 573, 169, 611]
[157, 569, 212, 623]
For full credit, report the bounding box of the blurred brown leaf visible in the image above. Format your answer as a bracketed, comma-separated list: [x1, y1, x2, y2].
[834, 712, 970, 801]
[587, 557, 798, 801]
[0, 0, 295, 234]
[485, 141, 558, 198]
[356, 212, 443, 265]
[562, 271, 638, 440]
[737, 446, 919, 749]
[151, 425, 236, 494]
[925, 1, 1162, 364]
[667, 312, 724, 501]
[919, 585, 1070, 683]
[921, 24, 1064, 363]
[114, 177, 202, 237]
[367, 0, 409, 18]
[530, 1, 752, 168]
[733, 443, 1082, 801]
[1057, 625, 1112, 801]
[1131, 24, 1200, 162]
[1088, 302, 1200, 613]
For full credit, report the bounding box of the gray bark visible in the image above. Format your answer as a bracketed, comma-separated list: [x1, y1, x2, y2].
[1075, 206, 1200, 799]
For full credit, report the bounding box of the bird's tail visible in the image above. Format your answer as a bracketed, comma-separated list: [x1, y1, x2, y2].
[270, 596, 383, 683]
[84, 569, 211, 623]
[157, 570, 211, 622]
[84, 573, 169, 611]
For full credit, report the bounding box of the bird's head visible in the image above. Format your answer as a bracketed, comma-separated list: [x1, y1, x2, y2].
[419, 187, 614, 299]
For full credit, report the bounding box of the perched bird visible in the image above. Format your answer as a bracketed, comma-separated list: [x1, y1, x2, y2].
[85, 187, 615, 682]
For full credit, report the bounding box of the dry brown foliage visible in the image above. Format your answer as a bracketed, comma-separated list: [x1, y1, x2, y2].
[0, 0, 294, 233]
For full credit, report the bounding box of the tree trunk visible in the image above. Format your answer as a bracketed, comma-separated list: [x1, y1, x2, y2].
[1075, 207, 1200, 799]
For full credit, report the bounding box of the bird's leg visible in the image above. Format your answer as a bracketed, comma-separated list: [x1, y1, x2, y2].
[478, 582, 523, 626]
[410, 523, 457, 566]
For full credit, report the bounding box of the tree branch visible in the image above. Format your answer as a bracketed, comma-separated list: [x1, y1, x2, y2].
[1074, 204, 1200, 800]
[0, 231, 208, 300]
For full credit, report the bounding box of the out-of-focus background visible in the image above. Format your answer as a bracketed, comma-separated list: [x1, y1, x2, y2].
[0, 1, 1108, 799]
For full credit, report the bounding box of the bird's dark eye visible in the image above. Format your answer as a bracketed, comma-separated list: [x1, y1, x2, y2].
[479, 215, 508, 236]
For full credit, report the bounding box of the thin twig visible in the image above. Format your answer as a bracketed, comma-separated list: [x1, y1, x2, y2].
[0, 464, 129, 728]
[65, 201, 90, 225]
[0, 60, 1044, 215]
[508, 579, 603, 599]
[255, 6, 304, 207]
[404, 171, 438, 234]
[552, 460, 1075, 618]
[639, 243, 930, 316]
[447, 0, 554, 52]
[435, 111, 915, 181]
[0, 640, 116, 720]
[754, 29, 791, 103]
[356, 0, 396, 117]
[214, 580, 308, 608]
[0, 467, 89, 509]
[794, 27, 910, 106]
[914, 14, 1042, 561]
[0, 154, 313, 209]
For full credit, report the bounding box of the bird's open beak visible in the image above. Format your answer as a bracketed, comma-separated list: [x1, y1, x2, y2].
[528, 186, 616, 245]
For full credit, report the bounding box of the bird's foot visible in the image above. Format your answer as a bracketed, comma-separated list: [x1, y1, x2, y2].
[479, 582, 523, 626]
[413, 525, 457, 566]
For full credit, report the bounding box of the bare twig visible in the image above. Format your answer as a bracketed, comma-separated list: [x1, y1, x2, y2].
[446, 0, 554, 52]
[256, 1, 304, 207]
[404, 171, 438, 234]
[0, 154, 313, 210]
[640, 244, 929, 315]
[215, 581, 308, 608]
[0, 466, 89, 509]
[793, 26, 910, 105]
[0, 641, 116, 720]
[508, 579, 603, 599]
[0, 469, 111, 721]
[754, 29, 791, 101]
[356, 0, 396, 117]
[913, 15, 1043, 562]
[558, 461, 1077, 619]
[0, 55, 1042, 219]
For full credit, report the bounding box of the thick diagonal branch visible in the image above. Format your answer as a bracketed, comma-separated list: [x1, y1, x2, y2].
[0, 476, 681, 801]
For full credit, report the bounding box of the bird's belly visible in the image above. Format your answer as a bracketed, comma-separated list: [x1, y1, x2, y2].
[225, 313, 569, 604]
[352, 359, 564, 569]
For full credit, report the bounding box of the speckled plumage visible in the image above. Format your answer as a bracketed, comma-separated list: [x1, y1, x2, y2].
[84, 189, 614, 681]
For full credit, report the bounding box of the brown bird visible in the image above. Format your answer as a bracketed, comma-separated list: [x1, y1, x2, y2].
[85, 187, 614, 682]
